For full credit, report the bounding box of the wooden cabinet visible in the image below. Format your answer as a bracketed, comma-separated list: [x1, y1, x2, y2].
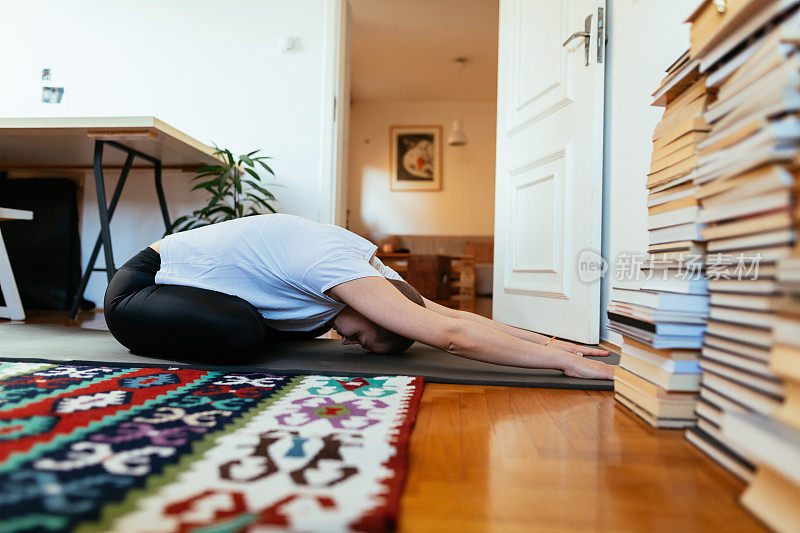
[407, 255, 451, 300]
[378, 252, 476, 311]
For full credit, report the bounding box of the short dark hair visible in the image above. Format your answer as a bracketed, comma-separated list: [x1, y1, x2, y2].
[373, 279, 425, 353]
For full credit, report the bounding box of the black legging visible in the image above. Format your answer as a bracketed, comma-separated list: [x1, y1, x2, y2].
[104, 247, 331, 362]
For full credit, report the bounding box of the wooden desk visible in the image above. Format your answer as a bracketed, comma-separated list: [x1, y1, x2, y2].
[0, 117, 222, 317]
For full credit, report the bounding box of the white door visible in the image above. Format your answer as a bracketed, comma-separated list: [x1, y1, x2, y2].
[493, 0, 606, 343]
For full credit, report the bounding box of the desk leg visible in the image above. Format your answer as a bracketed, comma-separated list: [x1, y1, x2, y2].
[69, 151, 134, 318]
[93, 140, 116, 284]
[69, 140, 168, 319]
[153, 160, 172, 234]
[0, 227, 25, 320]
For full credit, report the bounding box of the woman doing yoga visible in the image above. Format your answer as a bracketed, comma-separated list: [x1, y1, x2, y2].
[104, 214, 614, 380]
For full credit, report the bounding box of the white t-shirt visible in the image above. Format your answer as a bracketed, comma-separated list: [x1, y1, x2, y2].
[154, 214, 403, 332]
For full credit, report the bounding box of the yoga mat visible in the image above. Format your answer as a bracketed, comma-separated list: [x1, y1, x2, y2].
[0, 324, 618, 390]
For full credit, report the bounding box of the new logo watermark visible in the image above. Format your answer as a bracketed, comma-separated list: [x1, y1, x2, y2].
[577, 249, 608, 283]
[575, 250, 763, 284]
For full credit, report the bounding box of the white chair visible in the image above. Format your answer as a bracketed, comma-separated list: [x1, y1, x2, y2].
[0, 207, 33, 320]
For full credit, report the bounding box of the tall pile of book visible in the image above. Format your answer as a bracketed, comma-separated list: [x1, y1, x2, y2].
[680, 0, 800, 485]
[721, 286, 800, 531]
[608, 48, 715, 429]
[677, 1, 800, 527]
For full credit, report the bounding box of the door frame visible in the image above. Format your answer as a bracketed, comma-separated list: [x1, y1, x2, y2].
[319, 0, 350, 227]
[323, 0, 609, 343]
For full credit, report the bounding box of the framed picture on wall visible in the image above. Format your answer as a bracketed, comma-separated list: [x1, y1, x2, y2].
[389, 125, 442, 191]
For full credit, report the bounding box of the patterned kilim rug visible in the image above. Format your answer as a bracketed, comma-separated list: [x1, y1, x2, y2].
[0, 360, 424, 532]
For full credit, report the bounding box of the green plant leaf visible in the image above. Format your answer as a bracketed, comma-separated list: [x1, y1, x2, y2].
[205, 191, 226, 208]
[166, 214, 192, 233]
[180, 147, 277, 228]
[197, 165, 224, 173]
[248, 198, 276, 214]
[244, 180, 276, 201]
[244, 168, 261, 181]
[178, 220, 200, 232]
[192, 170, 220, 177]
[191, 180, 217, 191]
[256, 160, 275, 175]
[216, 167, 233, 190]
[206, 205, 236, 217]
[247, 193, 276, 212]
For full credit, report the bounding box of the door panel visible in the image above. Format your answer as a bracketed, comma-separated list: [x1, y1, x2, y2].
[509, 0, 574, 131]
[506, 149, 567, 298]
[494, 0, 605, 343]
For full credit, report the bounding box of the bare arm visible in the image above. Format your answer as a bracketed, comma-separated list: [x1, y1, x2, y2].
[328, 277, 614, 380]
[420, 297, 610, 357]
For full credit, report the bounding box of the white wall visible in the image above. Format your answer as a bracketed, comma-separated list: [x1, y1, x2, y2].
[0, 0, 333, 306]
[347, 100, 496, 239]
[601, 0, 699, 342]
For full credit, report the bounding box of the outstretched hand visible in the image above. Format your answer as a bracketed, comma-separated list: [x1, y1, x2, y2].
[544, 340, 613, 380]
[550, 339, 610, 357]
[562, 354, 615, 380]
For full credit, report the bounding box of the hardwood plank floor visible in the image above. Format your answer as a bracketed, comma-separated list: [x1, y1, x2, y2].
[401, 385, 762, 532]
[1, 310, 765, 532]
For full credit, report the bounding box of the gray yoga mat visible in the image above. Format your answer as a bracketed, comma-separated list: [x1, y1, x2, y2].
[0, 324, 618, 390]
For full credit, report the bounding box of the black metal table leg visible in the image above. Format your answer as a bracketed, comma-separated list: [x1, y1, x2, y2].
[93, 141, 116, 283]
[69, 140, 170, 319]
[69, 151, 134, 318]
[104, 140, 172, 233]
[153, 160, 171, 234]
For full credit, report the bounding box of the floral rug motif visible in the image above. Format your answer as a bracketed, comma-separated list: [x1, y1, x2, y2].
[0, 360, 424, 532]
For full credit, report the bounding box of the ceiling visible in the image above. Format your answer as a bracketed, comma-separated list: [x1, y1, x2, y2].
[349, 0, 499, 103]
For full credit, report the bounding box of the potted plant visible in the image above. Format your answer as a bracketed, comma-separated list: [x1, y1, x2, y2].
[169, 147, 278, 233]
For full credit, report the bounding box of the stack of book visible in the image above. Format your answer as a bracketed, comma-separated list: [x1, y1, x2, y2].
[608, 29, 722, 429]
[718, 236, 800, 529]
[609, 287, 707, 428]
[682, 0, 800, 491]
[720, 34, 800, 526]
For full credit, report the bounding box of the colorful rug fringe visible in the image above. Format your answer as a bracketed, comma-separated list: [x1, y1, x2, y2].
[0, 360, 424, 532]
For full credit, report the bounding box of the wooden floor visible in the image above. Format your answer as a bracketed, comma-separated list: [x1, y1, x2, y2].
[1, 308, 766, 532]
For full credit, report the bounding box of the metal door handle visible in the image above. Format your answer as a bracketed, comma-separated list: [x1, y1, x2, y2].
[562, 32, 589, 47]
[562, 14, 592, 66]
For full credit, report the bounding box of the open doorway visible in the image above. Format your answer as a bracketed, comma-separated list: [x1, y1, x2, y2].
[342, 0, 499, 318]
